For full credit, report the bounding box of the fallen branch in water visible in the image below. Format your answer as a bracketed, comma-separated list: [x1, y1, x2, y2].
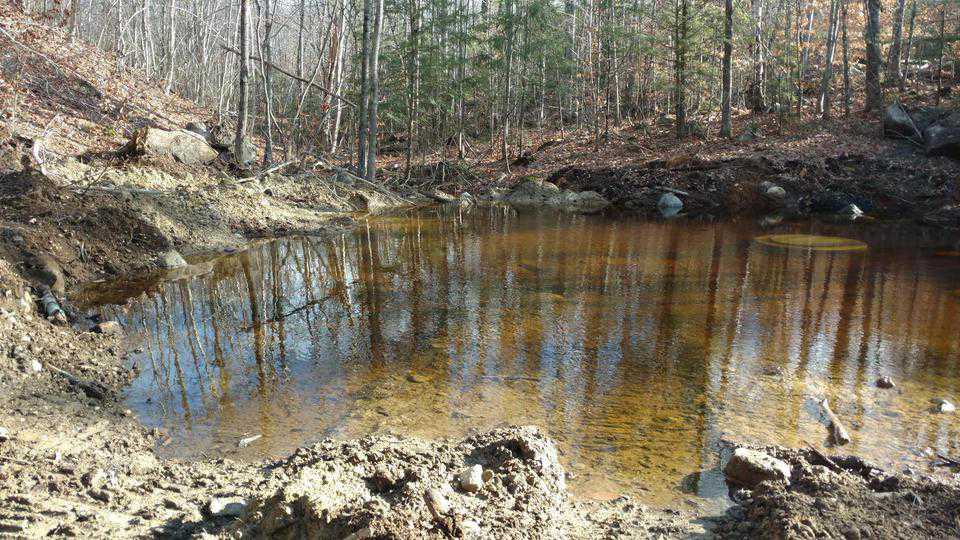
[819, 398, 850, 446]
[936, 453, 960, 467]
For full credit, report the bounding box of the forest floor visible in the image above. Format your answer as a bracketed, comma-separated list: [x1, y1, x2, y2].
[2, 7, 960, 539]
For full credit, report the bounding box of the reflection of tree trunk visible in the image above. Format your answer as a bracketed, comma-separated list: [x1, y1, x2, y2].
[240, 252, 265, 387]
[178, 280, 207, 380]
[829, 254, 864, 379]
[270, 242, 287, 366]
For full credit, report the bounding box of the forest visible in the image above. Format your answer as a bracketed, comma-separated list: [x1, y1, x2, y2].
[17, 0, 960, 177]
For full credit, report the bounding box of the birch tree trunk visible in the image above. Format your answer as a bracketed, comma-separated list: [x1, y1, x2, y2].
[885, 0, 907, 85]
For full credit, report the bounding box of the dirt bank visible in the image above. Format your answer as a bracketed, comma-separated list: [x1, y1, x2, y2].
[715, 445, 960, 539]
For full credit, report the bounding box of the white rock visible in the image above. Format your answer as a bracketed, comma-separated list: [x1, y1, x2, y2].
[30, 360, 42, 373]
[0, 427, 9, 441]
[838, 204, 864, 218]
[937, 399, 956, 413]
[238, 434, 262, 448]
[459, 464, 484, 493]
[723, 448, 791, 489]
[207, 497, 247, 518]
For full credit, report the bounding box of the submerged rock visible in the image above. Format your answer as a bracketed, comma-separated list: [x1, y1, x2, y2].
[876, 376, 895, 389]
[724, 448, 791, 489]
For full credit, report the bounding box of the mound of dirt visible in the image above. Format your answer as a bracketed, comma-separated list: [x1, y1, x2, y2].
[226, 426, 698, 539]
[716, 446, 960, 539]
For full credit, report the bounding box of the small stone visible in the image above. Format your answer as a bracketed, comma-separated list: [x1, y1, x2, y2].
[343, 527, 372, 540]
[460, 519, 481, 535]
[29, 359, 42, 373]
[424, 487, 451, 520]
[876, 376, 895, 389]
[94, 321, 122, 335]
[206, 497, 247, 518]
[0, 427, 9, 441]
[459, 464, 484, 493]
[723, 448, 791, 489]
[238, 434, 262, 448]
[936, 399, 956, 413]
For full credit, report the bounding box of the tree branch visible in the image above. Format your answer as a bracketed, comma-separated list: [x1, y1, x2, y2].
[219, 43, 355, 107]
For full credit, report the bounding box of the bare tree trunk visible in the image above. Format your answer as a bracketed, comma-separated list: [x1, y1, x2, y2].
[404, 0, 420, 179]
[501, 0, 514, 169]
[720, 0, 733, 137]
[936, 3, 945, 105]
[900, 0, 917, 90]
[163, 0, 175, 94]
[258, 0, 275, 165]
[357, 0, 372, 176]
[364, 0, 384, 182]
[818, 0, 840, 116]
[863, 0, 883, 112]
[840, 0, 851, 116]
[749, 0, 766, 111]
[674, 0, 687, 138]
[885, 0, 907, 85]
[235, 0, 250, 165]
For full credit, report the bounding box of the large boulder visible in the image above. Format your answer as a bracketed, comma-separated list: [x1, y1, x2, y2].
[723, 448, 792, 489]
[128, 127, 218, 165]
[882, 103, 921, 141]
[923, 124, 960, 159]
[505, 178, 562, 206]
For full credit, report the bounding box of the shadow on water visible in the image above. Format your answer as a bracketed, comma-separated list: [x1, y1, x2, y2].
[76, 206, 960, 509]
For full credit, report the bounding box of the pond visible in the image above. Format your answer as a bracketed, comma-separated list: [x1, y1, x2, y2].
[76, 206, 960, 510]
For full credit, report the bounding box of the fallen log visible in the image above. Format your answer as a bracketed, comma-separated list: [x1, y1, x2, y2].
[819, 398, 850, 446]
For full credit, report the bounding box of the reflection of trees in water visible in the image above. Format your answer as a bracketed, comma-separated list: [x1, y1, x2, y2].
[87, 210, 960, 495]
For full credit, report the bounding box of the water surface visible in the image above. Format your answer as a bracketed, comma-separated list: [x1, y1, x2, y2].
[78, 207, 960, 508]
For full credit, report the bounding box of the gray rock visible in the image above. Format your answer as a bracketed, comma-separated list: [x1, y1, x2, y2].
[458, 192, 475, 207]
[207, 497, 247, 518]
[128, 127, 218, 165]
[430, 189, 457, 203]
[723, 448, 791, 489]
[459, 464, 484, 493]
[0, 427, 9, 441]
[29, 359, 42, 373]
[923, 124, 960, 159]
[883, 103, 922, 141]
[764, 185, 787, 201]
[424, 487, 451, 519]
[158, 250, 188, 269]
[658, 192, 683, 210]
[505, 179, 561, 206]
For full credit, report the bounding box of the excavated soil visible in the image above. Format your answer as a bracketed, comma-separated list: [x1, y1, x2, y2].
[715, 446, 960, 539]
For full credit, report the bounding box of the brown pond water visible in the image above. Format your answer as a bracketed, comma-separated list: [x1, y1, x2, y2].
[76, 207, 960, 510]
